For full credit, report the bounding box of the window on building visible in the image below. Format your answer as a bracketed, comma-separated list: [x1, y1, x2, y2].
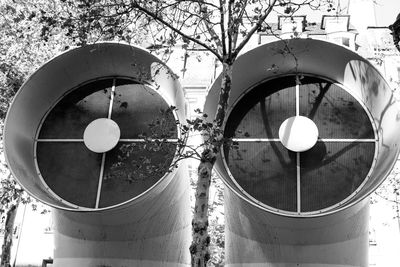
[321, 15, 350, 33]
[278, 16, 306, 34]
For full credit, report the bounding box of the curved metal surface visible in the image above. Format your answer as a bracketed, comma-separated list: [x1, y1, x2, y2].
[204, 39, 400, 217]
[224, 189, 369, 267]
[4, 42, 186, 211]
[52, 164, 191, 267]
[204, 39, 399, 266]
[222, 75, 378, 215]
[4, 43, 191, 266]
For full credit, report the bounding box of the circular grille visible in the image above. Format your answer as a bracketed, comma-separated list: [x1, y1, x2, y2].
[35, 78, 178, 209]
[223, 75, 376, 214]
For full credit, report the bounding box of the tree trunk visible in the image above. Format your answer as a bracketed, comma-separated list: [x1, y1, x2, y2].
[190, 62, 232, 267]
[1, 203, 18, 267]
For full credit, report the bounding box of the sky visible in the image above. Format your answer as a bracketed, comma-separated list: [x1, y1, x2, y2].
[374, 0, 400, 26]
[266, 0, 400, 28]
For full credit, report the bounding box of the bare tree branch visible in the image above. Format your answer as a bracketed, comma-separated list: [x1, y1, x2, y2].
[219, 0, 227, 56]
[228, 0, 233, 58]
[233, 0, 278, 58]
[199, 0, 224, 55]
[131, 1, 223, 61]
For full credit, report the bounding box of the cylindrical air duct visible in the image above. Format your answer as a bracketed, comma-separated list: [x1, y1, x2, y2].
[4, 43, 191, 266]
[204, 39, 400, 266]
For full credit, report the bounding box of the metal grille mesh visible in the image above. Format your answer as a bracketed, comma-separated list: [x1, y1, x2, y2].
[299, 82, 374, 139]
[225, 78, 296, 139]
[300, 142, 375, 211]
[36, 78, 177, 208]
[37, 142, 102, 207]
[226, 142, 297, 211]
[39, 79, 112, 139]
[224, 76, 375, 213]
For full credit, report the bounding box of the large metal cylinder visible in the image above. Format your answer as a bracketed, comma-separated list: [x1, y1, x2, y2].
[225, 192, 370, 267]
[204, 39, 400, 266]
[4, 43, 191, 266]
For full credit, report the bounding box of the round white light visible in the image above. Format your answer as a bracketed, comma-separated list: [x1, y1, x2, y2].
[278, 116, 319, 152]
[83, 118, 121, 153]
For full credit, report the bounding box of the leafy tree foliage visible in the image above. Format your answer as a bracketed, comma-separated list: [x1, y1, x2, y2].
[0, 1, 72, 265]
[390, 13, 400, 52]
[1, 0, 340, 266]
[0, 0, 80, 118]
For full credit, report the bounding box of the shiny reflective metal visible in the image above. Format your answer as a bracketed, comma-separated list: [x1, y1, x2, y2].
[205, 38, 400, 217]
[204, 39, 400, 266]
[4, 43, 190, 266]
[4, 42, 186, 210]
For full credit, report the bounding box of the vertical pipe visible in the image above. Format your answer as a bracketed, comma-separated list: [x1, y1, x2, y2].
[225, 189, 369, 267]
[52, 165, 191, 267]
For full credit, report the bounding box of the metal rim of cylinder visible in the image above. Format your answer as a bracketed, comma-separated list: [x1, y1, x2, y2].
[204, 39, 400, 217]
[4, 42, 186, 211]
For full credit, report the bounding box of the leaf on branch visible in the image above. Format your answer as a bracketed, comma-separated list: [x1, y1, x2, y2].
[284, 6, 294, 14]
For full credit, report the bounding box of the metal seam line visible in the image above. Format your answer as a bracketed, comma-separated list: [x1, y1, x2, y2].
[36, 139, 179, 142]
[295, 83, 301, 213]
[108, 78, 116, 119]
[296, 83, 300, 116]
[297, 152, 301, 213]
[119, 139, 179, 142]
[231, 138, 376, 142]
[317, 138, 376, 142]
[36, 139, 84, 142]
[95, 153, 106, 209]
[95, 78, 116, 209]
